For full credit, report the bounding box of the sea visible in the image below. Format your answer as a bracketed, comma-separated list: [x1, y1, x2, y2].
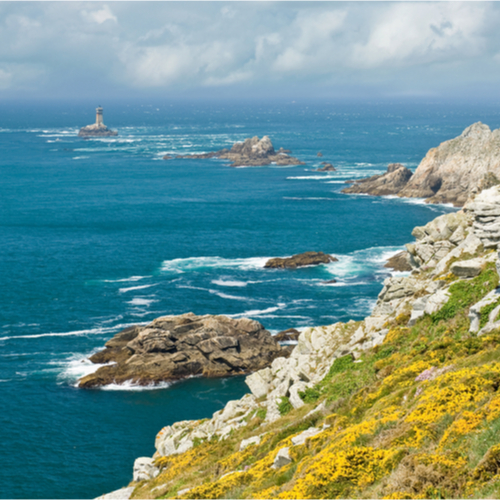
[1, 98, 499, 499]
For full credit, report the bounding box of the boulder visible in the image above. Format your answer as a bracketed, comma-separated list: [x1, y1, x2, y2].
[384, 251, 413, 272]
[450, 258, 484, 278]
[290, 427, 322, 446]
[272, 447, 292, 469]
[171, 136, 304, 167]
[399, 123, 500, 206]
[133, 457, 159, 482]
[78, 313, 288, 388]
[274, 328, 300, 342]
[240, 435, 262, 451]
[264, 252, 337, 269]
[342, 163, 413, 196]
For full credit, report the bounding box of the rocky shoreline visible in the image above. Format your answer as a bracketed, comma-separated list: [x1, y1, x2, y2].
[342, 123, 500, 207]
[98, 184, 500, 499]
[166, 136, 304, 167]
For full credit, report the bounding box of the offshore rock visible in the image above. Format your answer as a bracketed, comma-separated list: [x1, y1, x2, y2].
[399, 122, 500, 206]
[78, 123, 118, 138]
[169, 136, 304, 167]
[264, 251, 337, 269]
[342, 163, 413, 196]
[78, 313, 288, 388]
[316, 163, 336, 172]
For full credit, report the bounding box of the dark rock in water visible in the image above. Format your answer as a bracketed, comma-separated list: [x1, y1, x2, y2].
[323, 279, 337, 284]
[78, 313, 288, 388]
[384, 251, 413, 272]
[316, 163, 336, 172]
[275, 328, 300, 342]
[342, 163, 413, 196]
[317, 152, 323, 157]
[264, 251, 338, 269]
[169, 136, 304, 167]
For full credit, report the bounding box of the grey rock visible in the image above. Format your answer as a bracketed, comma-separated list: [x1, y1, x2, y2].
[450, 258, 483, 278]
[133, 457, 159, 482]
[272, 447, 292, 469]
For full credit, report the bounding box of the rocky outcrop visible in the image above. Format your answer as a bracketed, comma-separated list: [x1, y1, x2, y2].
[316, 163, 336, 172]
[398, 122, 500, 206]
[169, 136, 304, 167]
[274, 328, 300, 342]
[384, 251, 413, 272]
[264, 252, 337, 269]
[342, 163, 413, 196]
[465, 185, 500, 248]
[78, 313, 287, 388]
[78, 124, 117, 138]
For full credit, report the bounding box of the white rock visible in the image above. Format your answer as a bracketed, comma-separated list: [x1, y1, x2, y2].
[95, 487, 135, 500]
[291, 427, 322, 446]
[288, 381, 308, 409]
[133, 457, 159, 482]
[240, 435, 261, 451]
[450, 257, 484, 278]
[424, 289, 451, 315]
[272, 447, 292, 469]
[245, 368, 272, 398]
[469, 288, 500, 333]
[177, 487, 192, 497]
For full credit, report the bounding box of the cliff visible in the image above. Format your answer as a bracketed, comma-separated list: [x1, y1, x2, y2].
[100, 188, 500, 500]
[399, 122, 500, 206]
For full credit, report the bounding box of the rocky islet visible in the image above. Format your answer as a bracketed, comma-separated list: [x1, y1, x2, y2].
[166, 135, 304, 167]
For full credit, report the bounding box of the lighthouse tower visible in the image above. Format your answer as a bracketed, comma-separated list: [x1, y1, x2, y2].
[96, 106, 104, 126]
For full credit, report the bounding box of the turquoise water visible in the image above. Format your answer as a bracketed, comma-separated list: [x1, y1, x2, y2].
[1, 99, 499, 498]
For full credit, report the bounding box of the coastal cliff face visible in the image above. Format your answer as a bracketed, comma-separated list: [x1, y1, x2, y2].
[399, 122, 500, 206]
[101, 188, 500, 500]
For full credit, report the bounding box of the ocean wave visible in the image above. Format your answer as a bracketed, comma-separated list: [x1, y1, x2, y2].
[119, 283, 158, 293]
[72, 156, 89, 160]
[0, 322, 145, 341]
[100, 380, 173, 391]
[287, 175, 337, 180]
[211, 279, 248, 287]
[228, 306, 282, 318]
[127, 297, 158, 307]
[283, 197, 335, 201]
[161, 256, 270, 273]
[101, 275, 151, 283]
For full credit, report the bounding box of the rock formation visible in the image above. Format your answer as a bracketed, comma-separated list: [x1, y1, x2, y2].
[101, 185, 500, 500]
[384, 251, 413, 272]
[78, 106, 117, 138]
[342, 163, 413, 196]
[167, 136, 304, 167]
[398, 122, 500, 206]
[316, 162, 336, 172]
[78, 313, 287, 388]
[264, 251, 337, 269]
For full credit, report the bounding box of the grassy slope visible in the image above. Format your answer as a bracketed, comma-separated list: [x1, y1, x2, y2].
[131, 262, 500, 500]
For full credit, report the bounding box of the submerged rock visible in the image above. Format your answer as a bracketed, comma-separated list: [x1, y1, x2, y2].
[169, 136, 304, 167]
[264, 251, 337, 269]
[78, 313, 288, 388]
[342, 163, 413, 197]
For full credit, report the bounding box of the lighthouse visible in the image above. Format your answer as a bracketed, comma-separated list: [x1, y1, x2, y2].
[78, 106, 118, 137]
[96, 106, 104, 126]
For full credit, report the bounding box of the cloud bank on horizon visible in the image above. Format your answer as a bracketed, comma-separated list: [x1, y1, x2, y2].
[0, 1, 499, 100]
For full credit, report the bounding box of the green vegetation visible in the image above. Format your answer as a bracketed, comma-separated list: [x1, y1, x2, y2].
[479, 296, 500, 329]
[131, 261, 500, 500]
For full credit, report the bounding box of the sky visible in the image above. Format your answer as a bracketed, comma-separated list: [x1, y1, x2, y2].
[1, 1, 500, 101]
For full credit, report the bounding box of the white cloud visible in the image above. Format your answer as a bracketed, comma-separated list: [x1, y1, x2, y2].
[82, 5, 117, 25]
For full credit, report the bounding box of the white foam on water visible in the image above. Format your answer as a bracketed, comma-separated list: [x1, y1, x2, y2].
[211, 279, 248, 287]
[0, 322, 145, 341]
[101, 380, 173, 391]
[127, 297, 158, 307]
[59, 355, 115, 386]
[209, 290, 251, 301]
[228, 306, 281, 318]
[161, 256, 270, 273]
[283, 197, 335, 201]
[287, 175, 337, 180]
[119, 283, 158, 293]
[102, 275, 151, 283]
[72, 156, 89, 160]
